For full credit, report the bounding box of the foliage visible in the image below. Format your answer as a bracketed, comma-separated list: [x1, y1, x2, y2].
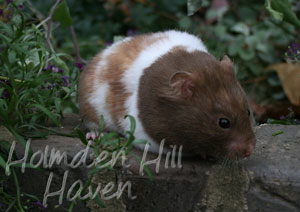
[30, 0, 198, 60]
[0, 0, 79, 138]
[197, 0, 299, 103]
[0, 139, 46, 212]
[268, 106, 300, 125]
[0, 0, 80, 211]
[69, 115, 150, 211]
[0, 0, 300, 210]
[28, 0, 300, 105]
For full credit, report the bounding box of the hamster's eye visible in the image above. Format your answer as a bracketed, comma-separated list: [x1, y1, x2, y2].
[219, 118, 231, 129]
[247, 109, 250, 117]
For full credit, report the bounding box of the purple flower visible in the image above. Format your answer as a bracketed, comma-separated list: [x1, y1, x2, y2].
[287, 43, 300, 56]
[47, 84, 53, 90]
[0, 203, 6, 210]
[106, 40, 113, 46]
[45, 65, 53, 71]
[18, 4, 24, 10]
[0, 9, 3, 16]
[280, 115, 285, 120]
[75, 62, 84, 71]
[62, 75, 69, 87]
[126, 29, 138, 36]
[0, 79, 11, 99]
[2, 90, 9, 98]
[44, 65, 64, 73]
[52, 67, 59, 73]
[35, 201, 47, 211]
[6, 0, 13, 4]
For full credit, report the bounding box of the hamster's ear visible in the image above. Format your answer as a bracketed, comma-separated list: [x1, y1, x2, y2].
[221, 55, 233, 66]
[168, 71, 196, 100]
[221, 55, 234, 74]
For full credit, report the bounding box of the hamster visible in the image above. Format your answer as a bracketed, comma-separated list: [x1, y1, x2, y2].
[78, 30, 256, 159]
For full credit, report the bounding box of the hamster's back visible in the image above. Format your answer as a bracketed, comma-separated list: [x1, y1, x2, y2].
[78, 30, 207, 140]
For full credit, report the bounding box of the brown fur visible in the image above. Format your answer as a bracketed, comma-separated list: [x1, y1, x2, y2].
[79, 33, 166, 128]
[138, 49, 256, 159]
[78, 53, 102, 125]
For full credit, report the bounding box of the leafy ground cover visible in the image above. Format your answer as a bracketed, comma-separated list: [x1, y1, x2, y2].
[0, 0, 300, 211]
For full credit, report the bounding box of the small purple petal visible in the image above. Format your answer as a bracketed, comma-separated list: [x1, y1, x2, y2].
[126, 29, 138, 36]
[45, 65, 53, 71]
[290, 43, 300, 54]
[58, 68, 64, 73]
[52, 67, 59, 73]
[0, 79, 11, 87]
[18, 4, 24, 10]
[75, 62, 84, 70]
[62, 75, 69, 87]
[47, 85, 53, 90]
[35, 201, 47, 210]
[280, 115, 285, 120]
[6, 0, 13, 4]
[106, 41, 113, 46]
[0, 203, 6, 210]
[2, 90, 9, 99]
[0, 9, 3, 16]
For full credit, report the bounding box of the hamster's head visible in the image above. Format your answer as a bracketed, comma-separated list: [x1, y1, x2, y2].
[139, 50, 256, 160]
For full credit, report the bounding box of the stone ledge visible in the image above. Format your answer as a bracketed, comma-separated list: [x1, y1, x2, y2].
[0, 115, 299, 212]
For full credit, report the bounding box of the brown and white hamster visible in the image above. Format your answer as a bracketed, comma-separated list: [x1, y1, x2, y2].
[78, 30, 256, 159]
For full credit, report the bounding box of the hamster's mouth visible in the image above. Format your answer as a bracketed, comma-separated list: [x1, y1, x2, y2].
[226, 138, 256, 160]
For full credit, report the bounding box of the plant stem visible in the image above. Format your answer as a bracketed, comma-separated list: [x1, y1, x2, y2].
[70, 26, 87, 64]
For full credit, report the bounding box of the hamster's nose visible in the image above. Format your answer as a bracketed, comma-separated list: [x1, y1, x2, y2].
[228, 138, 256, 159]
[243, 143, 255, 158]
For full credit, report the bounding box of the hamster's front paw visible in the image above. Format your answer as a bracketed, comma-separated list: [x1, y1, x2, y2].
[85, 131, 104, 141]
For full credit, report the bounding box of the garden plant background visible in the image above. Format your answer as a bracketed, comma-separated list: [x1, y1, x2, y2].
[0, 0, 300, 211]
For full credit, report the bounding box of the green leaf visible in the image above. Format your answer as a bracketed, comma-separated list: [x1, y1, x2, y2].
[187, 0, 203, 16]
[52, 1, 73, 27]
[130, 152, 153, 181]
[178, 16, 192, 30]
[214, 25, 227, 37]
[267, 76, 281, 86]
[272, 91, 285, 100]
[238, 48, 255, 61]
[272, 130, 284, 136]
[29, 104, 60, 127]
[54, 98, 62, 114]
[231, 23, 250, 36]
[0, 155, 7, 170]
[124, 115, 136, 134]
[26, 49, 40, 68]
[266, 0, 300, 28]
[113, 36, 125, 43]
[256, 43, 268, 53]
[53, 56, 69, 74]
[8, 51, 17, 64]
[75, 128, 88, 145]
[93, 194, 106, 208]
[247, 63, 262, 76]
[265, 0, 283, 21]
[228, 37, 244, 56]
